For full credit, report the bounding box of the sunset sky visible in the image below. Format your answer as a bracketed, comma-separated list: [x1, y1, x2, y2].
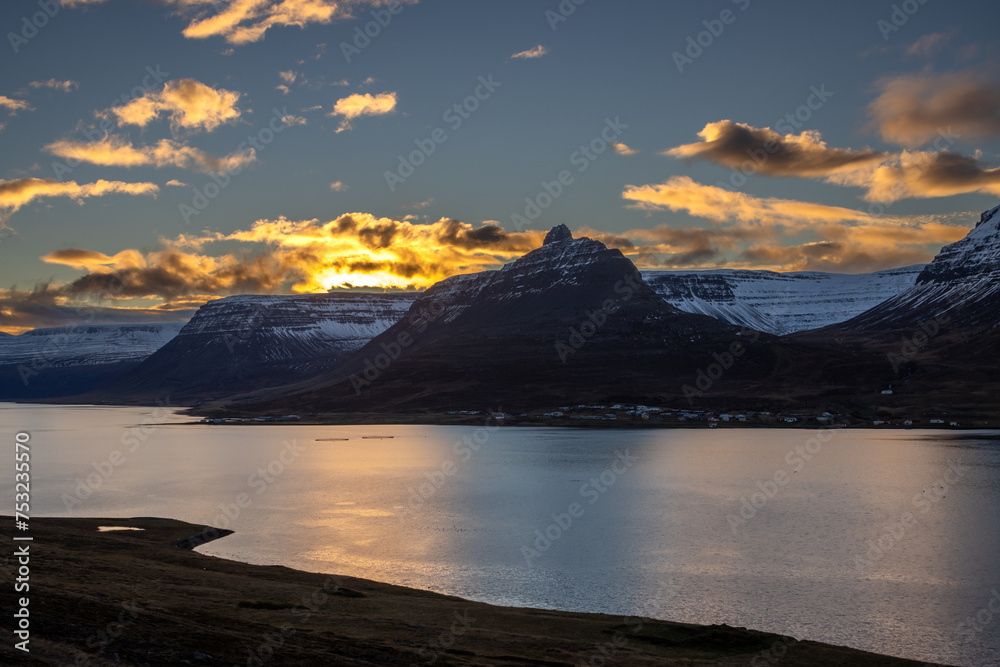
[2, 0, 1000, 332]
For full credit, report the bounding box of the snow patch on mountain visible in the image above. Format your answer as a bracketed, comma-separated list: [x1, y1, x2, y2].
[643, 266, 925, 335]
[0, 323, 185, 367]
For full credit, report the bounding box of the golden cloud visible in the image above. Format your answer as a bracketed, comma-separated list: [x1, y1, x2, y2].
[29, 216, 541, 313]
[0, 96, 31, 113]
[613, 142, 638, 156]
[511, 45, 547, 59]
[0, 178, 158, 222]
[107, 79, 242, 133]
[29, 79, 79, 93]
[330, 92, 397, 132]
[869, 71, 1000, 147]
[619, 176, 969, 272]
[828, 150, 1000, 203]
[161, 0, 416, 46]
[622, 176, 872, 226]
[44, 136, 256, 173]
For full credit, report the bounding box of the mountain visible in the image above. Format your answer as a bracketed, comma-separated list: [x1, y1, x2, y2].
[0, 323, 184, 399]
[642, 266, 923, 335]
[795, 205, 1000, 414]
[820, 205, 1000, 335]
[213, 226, 821, 415]
[94, 293, 416, 403]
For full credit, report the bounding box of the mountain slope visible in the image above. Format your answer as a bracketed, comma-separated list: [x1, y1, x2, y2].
[0, 323, 184, 399]
[93, 293, 416, 403]
[643, 266, 923, 335]
[216, 226, 825, 414]
[795, 205, 1000, 414]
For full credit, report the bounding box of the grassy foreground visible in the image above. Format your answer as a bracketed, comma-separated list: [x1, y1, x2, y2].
[1, 516, 946, 666]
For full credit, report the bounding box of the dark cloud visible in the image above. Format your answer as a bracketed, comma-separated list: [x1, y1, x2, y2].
[666, 121, 884, 177]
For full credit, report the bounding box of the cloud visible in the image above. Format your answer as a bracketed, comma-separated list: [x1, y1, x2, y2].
[511, 44, 547, 59]
[666, 121, 885, 177]
[166, 179, 188, 187]
[0, 284, 193, 335]
[329, 92, 397, 132]
[161, 0, 416, 46]
[44, 136, 256, 173]
[329, 181, 347, 191]
[0, 96, 31, 113]
[905, 30, 956, 58]
[40, 215, 543, 306]
[280, 113, 307, 126]
[618, 176, 968, 272]
[0, 178, 158, 223]
[29, 79, 79, 93]
[663, 118, 1000, 204]
[60, 0, 108, 6]
[107, 79, 242, 133]
[828, 150, 1000, 202]
[869, 71, 1000, 146]
[622, 176, 872, 226]
[613, 142, 638, 156]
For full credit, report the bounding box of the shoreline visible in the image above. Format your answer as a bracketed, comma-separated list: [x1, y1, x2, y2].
[2, 516, 951, 666]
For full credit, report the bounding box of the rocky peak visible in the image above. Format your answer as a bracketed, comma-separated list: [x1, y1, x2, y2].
[543, 224, 573, 245]
[917, 204, 1000, 284]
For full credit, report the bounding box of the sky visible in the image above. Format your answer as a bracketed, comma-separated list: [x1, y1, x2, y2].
[1, 0, 1000, 333]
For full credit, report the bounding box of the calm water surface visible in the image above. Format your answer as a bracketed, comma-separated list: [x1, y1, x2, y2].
[2, 404, 998, 666]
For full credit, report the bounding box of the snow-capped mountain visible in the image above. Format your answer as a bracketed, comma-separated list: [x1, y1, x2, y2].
[0, 323, 185, 399]
[225, 226, 801, 414]
[96, 292, 416, 402]
[0, 323, 184, 367]
[823, 205, 1000, 334]
[642, 266, 924, 335]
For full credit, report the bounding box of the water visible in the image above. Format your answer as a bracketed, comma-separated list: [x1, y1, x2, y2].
[3, 403, 999, 666]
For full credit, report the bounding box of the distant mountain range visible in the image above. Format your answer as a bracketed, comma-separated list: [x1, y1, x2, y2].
[0, 324, 183, 400]
[3, 207, 998, 418]
[645, 265, 924, 335]
[95, 293, 415, 403]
